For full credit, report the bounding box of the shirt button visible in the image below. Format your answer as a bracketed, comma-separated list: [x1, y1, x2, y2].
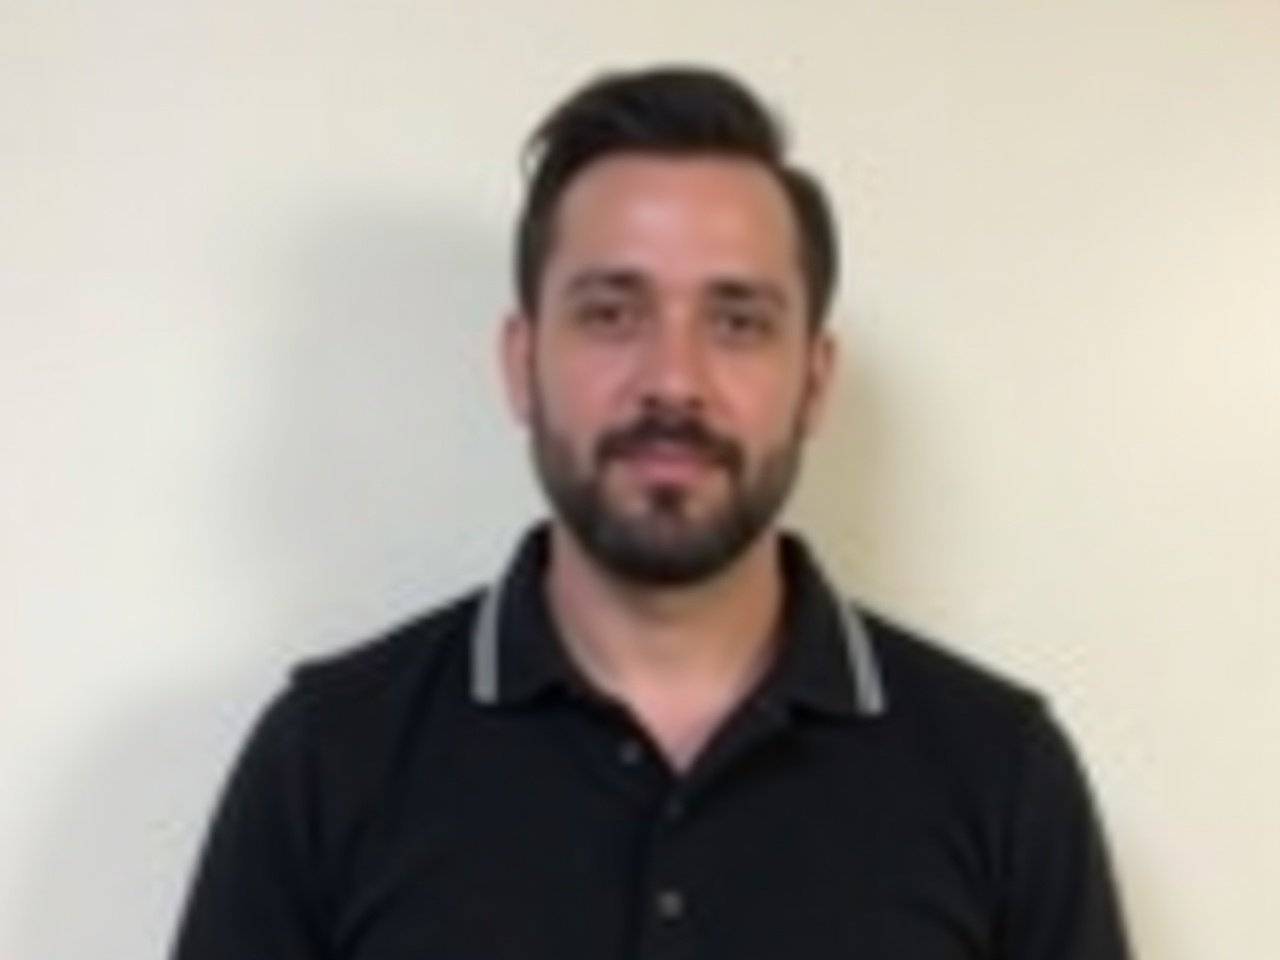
[618, 738, 644, 765]
[665, 796, 685, 821]
[655, 888, 685, 921]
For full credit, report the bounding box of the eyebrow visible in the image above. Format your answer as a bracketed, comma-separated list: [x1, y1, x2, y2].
[704, 278, 789, 311]
[563, 268, 647, 299]
[562, 269, 789, 310]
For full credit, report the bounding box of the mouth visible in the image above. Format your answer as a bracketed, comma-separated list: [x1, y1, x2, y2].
[614, 441, 719, 484]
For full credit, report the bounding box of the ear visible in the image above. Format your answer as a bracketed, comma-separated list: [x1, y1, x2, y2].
[799, 329, 837, 436]
[500, 310, 535, 425]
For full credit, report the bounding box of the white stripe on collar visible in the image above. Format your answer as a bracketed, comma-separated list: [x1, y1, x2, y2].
[839, 601, 888, 717]
[469, 577, 504, 705]
[469, 540, 889, 717]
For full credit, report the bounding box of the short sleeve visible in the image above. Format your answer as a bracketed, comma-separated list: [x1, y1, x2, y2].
[170, 684, 330, 960]
[996, 704, 1132, 960]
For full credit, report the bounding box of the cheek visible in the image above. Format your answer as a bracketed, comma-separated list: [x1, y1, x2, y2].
[717, 361, 809, 450]
[534, 342, 634, 440]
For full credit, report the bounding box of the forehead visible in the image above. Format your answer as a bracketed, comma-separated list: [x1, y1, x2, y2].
[544, 153, 803, 297]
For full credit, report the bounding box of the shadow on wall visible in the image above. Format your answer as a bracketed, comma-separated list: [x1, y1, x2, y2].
[13, 204, 526, 960]
[242, 202, 535, 646]
[13, 676, 282, 960]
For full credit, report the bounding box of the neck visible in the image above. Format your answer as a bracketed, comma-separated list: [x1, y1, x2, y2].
[545, 521, 786, 766]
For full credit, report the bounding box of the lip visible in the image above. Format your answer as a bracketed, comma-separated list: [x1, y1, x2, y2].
[616, 443, 715, 482]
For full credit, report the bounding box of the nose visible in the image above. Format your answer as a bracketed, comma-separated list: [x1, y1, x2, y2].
[635, 308, 710, 411]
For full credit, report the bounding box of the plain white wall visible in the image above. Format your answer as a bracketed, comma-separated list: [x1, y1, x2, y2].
[3, 1, 1278, 958]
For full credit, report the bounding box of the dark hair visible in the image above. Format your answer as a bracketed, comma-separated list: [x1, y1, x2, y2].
[515, 66, 840, 328]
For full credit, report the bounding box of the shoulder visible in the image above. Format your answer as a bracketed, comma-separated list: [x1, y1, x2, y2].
[293, 588, 483, 698]
[859, 604, 1043, 720]
[274, 588, 485, 770]
[203, 589, 487, 905]
[853, 606, 1127, 952]
[855, 603, 1062, 793]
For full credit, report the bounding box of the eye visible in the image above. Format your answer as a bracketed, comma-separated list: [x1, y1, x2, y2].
[575, 299, 639, 336]
[712, 307, 774, 344]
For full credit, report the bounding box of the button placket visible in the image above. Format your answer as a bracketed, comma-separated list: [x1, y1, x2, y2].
[636, 780, 700, 960]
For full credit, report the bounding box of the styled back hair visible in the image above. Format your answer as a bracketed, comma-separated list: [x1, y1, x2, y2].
[515, 66, 840, 328]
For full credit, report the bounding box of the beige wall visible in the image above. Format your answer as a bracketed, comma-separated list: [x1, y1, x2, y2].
[3, 2, 1277, 957]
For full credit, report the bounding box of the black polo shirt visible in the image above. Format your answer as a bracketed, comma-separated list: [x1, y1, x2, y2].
[172, 525, 1130, 960]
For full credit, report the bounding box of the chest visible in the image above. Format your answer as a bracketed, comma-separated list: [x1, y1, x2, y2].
[320, 706, 1000, 960]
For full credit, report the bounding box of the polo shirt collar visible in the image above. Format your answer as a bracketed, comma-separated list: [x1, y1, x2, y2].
[470, 522, 887, 718]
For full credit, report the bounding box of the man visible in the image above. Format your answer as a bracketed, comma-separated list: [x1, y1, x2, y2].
[173, 67, 1131, 959]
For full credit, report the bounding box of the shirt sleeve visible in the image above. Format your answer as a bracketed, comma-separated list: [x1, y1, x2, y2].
[996, 704, 1133, 960]
[170, 684, 330, 960]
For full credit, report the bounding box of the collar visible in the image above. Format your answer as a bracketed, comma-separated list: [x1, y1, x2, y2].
[469, 522, 888, 718]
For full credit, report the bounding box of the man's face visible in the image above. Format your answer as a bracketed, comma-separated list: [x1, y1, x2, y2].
[503, 154, 835, 586]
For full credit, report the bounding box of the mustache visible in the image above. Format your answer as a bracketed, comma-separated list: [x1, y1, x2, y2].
[595, 411, 744, 474]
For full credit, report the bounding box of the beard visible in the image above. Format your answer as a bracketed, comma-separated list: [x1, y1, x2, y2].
[527, 389, 807, 588]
